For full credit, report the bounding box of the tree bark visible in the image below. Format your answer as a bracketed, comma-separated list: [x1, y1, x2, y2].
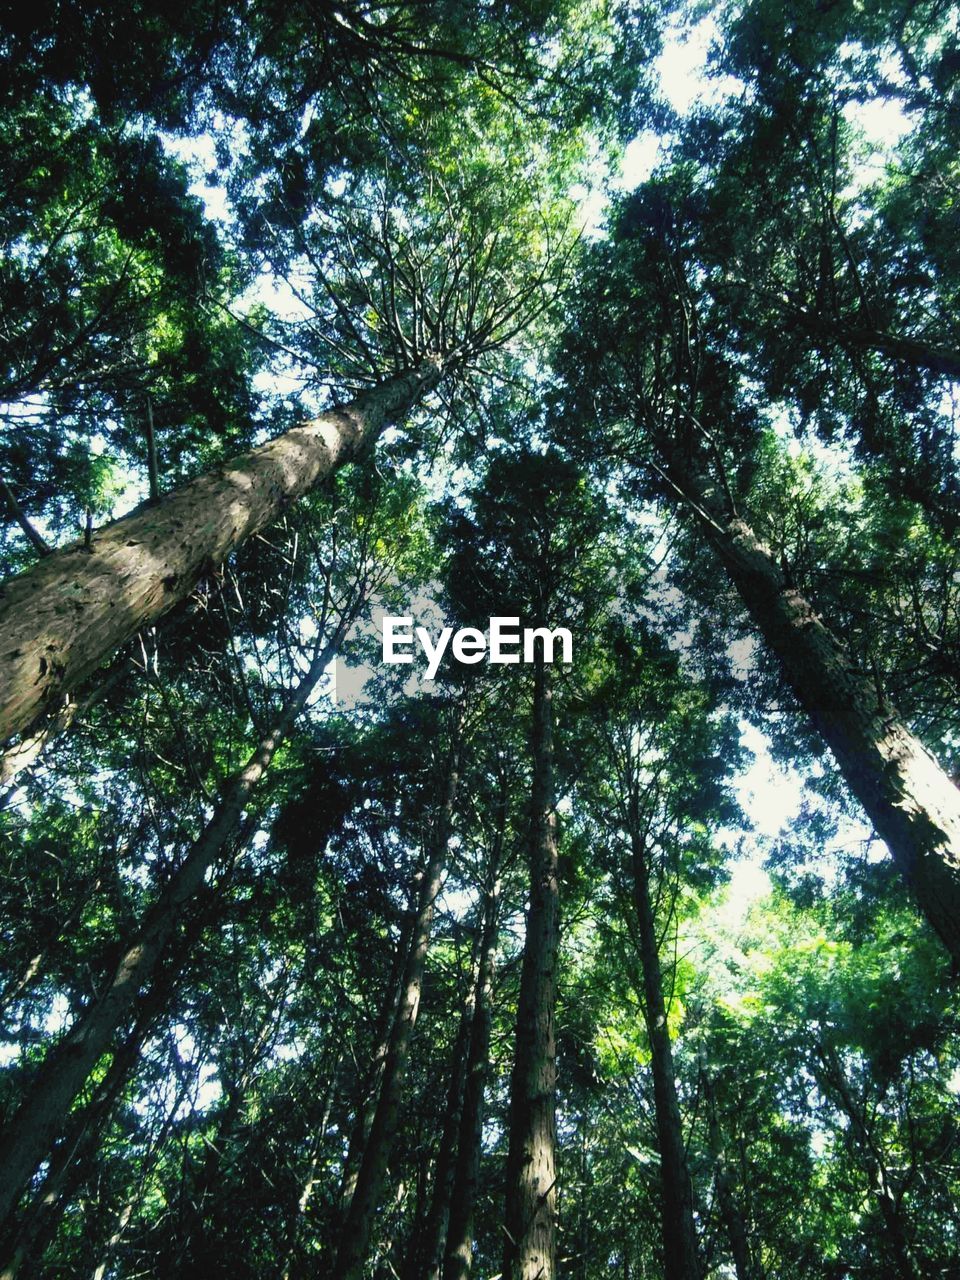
[0, 623, 345, 1225]
[628, 833, 700, 1280]
[338, 909, 415, 1215]
[700, 1063, 756, 1280]
[332, 742, 460, 1280]
[502, 658, 559, 1280]
[659, 441, 960, 962]
[442, 851, 502, 1280]
[417, 931, 484, 1280]
[0, 358, 442, 746]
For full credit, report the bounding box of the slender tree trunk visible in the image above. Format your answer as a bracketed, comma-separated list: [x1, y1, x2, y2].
[332, 743, 460, 1280]
[339, 909, 416, 1215]
[0, 662, 128, 796]
[659, 441, 960, 961]
[0, 358, 442, 746]
[416, 931, 484, 1280]
[0, 919, 203, 1279]
[0, 624, 345, 1226]
[503, 658, 559, 1280]
[700, 1063, 756, 1280]
[815, 1047, 922, 1280]
[628, 834, 700, 1280]
[279, 1062, 340, 1280]
[442, 866, 502, 1280]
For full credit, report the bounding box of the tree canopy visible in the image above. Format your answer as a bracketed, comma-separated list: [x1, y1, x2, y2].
[1, 2, 960, 1277]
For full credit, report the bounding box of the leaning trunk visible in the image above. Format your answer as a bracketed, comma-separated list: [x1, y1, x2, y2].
[502, 658, 559, 1280]
[332, 746, 460, 1280]
[0, 359, 441, 746]
[629, 835, 700, 1280]
[0, 625, 344, 1225]
[659, 442, 960, 962]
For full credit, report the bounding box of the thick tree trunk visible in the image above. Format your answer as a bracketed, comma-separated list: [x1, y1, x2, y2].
[503, 659, 559, 1280]
[0, 359, 441, 746]
[660, 443, 960, 962]
[629, 835, 700, 1280]
[442, 864, 502, 1280]
[332, 746, 460, 1280]
[0, 625, 344, 1225]
[811, 315, 960, 381]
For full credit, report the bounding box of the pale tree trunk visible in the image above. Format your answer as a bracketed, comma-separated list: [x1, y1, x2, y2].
[628, 834, 700, 1280]
[0, 662, 128, 798]
[332, 743, 461, 1280]
[659, 441, 960, 962]
[442, 854, 502, 1280]
[0, 358, 442, 746]
[278, 1060, 341, 1280]
[503, 658, 559, 1280]
[0, 622, 346, 1226]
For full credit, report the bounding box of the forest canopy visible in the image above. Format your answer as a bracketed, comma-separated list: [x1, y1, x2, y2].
[1, 2, 959, 1277]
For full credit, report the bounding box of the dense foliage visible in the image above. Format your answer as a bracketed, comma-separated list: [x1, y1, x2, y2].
[1, 2, 959, 1277]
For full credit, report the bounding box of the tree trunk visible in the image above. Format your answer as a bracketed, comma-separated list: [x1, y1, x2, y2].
[416, 930, 484, 1280]
[0, 918, 203, 1279]
[338, 906, 415, 1215]
[442, 859, 502, 1280]
[502, 658, 559, 1280]
[815, 1046, 922, 1280]
[0, 624, 345, 1226]
[332, 743, 460, 1280]
[700, 1063, 756, 1280]
[0, 358, 442, 746]
[628, 834, 700, 1280]
[659, 442, 960, 962]
[279, 1062, 340, 1280]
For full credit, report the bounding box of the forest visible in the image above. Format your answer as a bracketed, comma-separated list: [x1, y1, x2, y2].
[1, 1, 959, 1276]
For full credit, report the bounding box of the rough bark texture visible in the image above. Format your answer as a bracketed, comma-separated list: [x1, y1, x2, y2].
[629, 835, 701, 1280]
[0, 627, 343, 1225]
[661, 444, 960, 962]
[0, 359, 441, 746]
[332, 750, 460, 1280]
[503, 659, 559, 1280]
[808, 315, 960, 381]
